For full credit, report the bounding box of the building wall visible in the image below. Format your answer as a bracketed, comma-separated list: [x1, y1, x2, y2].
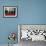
[0, 0, 46, 45]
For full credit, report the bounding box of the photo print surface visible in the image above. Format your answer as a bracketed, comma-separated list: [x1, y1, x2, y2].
[3, 6, 17, 17]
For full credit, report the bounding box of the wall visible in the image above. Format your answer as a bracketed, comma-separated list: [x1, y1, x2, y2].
[18, 0, 46, 24]
[0, 0, 18, 44]
[0, 0, 46, 45]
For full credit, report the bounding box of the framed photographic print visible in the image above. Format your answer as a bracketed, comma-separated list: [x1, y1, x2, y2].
[3, 6, 17, 18]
